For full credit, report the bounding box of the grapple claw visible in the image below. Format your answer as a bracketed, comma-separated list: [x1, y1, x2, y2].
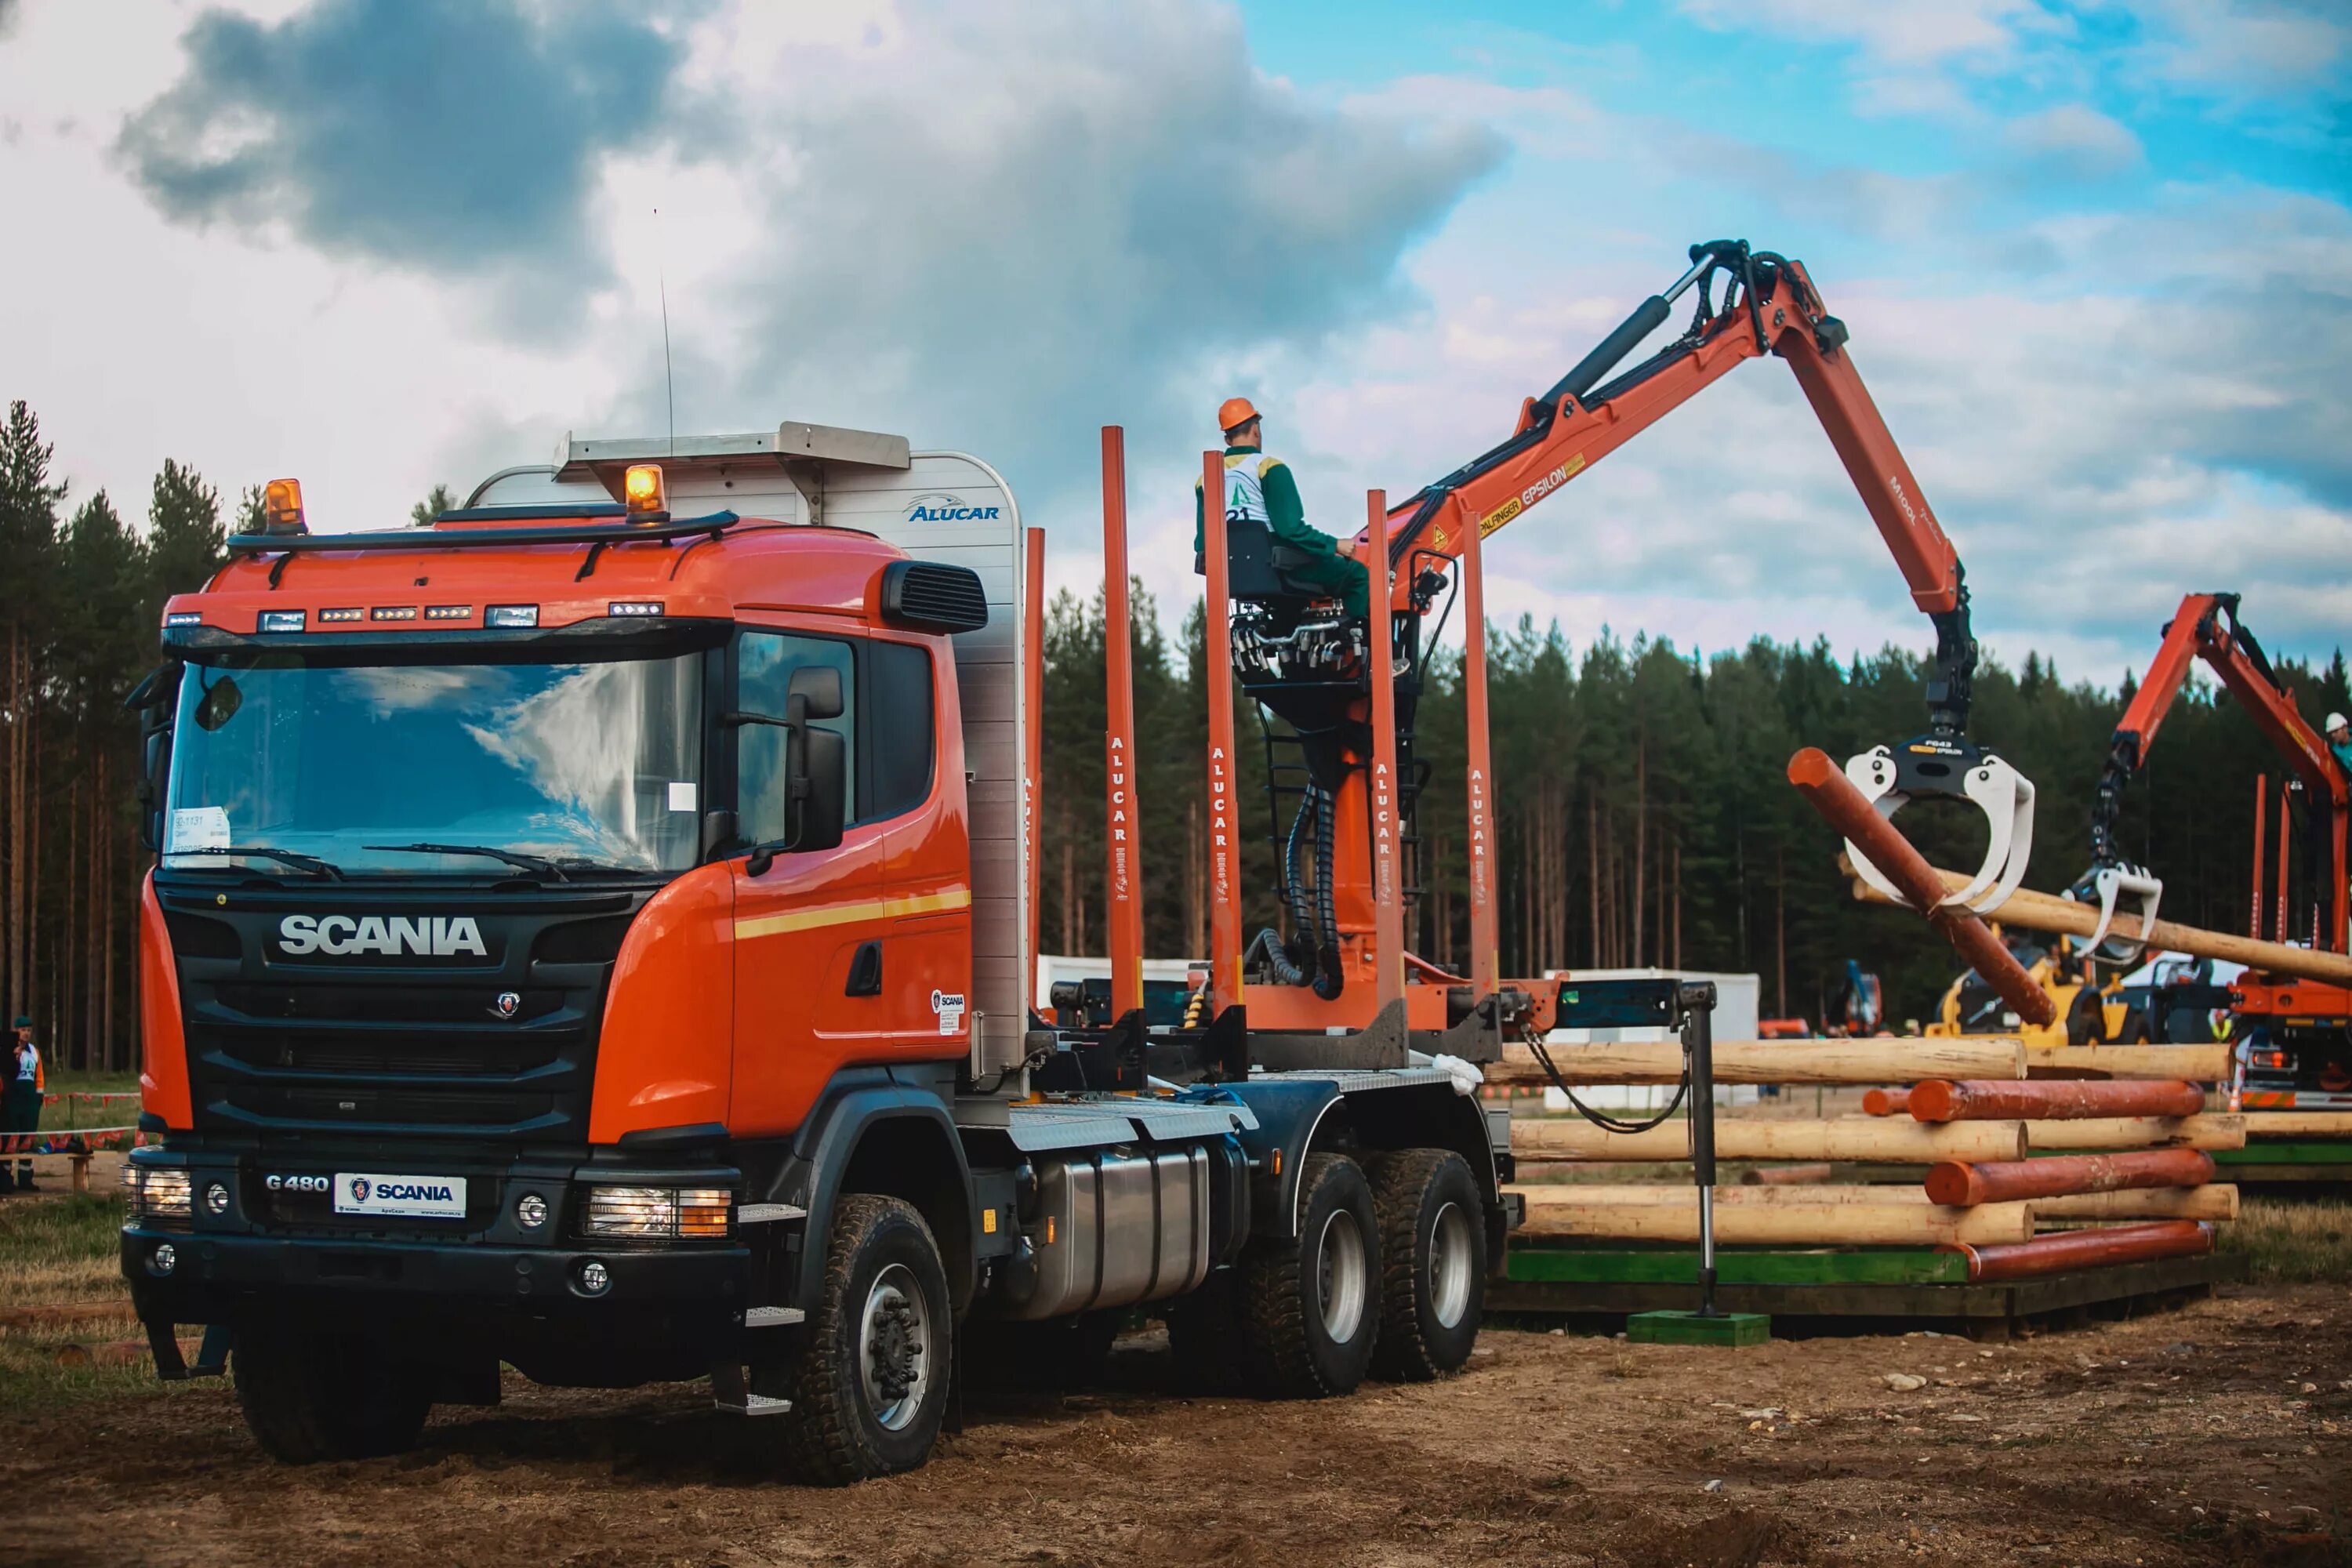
[1841, 744, 2034, 916]
[2071, 864, 2163, 965]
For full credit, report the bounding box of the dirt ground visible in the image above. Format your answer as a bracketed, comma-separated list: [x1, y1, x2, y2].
[2, 1282, 2346, 1568]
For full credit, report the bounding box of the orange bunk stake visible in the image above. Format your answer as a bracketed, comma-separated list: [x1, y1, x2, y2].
[1100, 428, 1143, 1021]
[1460, 510, 1498, 997]
[1923, 1148, 2216, 1207]
[1201, 451, 1243, 1014]
[1364, 490, 1404, 1008]
[1909, 1078, 2205, 1123]
[2249, 773, 2267, 940]
[1787, 747, 2056, 1026]
[1862, 1087, 1910, 1117]
[1023, 526, 1045, 997]
[1940, 1220, 2212, 1283]
[2275, 777, 2292, 946]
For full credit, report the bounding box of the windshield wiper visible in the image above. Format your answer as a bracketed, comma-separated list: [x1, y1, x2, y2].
[363, 842, 572, 881]
[173, 845, 345, 880]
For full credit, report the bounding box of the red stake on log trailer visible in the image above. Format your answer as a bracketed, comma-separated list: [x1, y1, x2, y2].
[1862, 1087, 1911, 1117]
[1787, 747, 2056, 1026]
[1923, 1148, 2216, 1207]
[1202, 451, 1243, 1014]
[1023, 527, 1045, 990]
[1940, 1221, 2212, 1283]
[1101, 428, 1143, 1020]
[1365, 490, 1404, 1008]
[1461, 510, 1499, 997]
[2250, 773, 2267, 940]
[1909, 1078, 2206, 1123]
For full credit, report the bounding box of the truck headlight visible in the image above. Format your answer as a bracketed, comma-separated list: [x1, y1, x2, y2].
[132, 1167, 194, 1225]
[583, 1185, 730, 1240]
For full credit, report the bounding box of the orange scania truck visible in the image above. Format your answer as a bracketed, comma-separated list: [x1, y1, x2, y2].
[121, 423, 1508, 1482]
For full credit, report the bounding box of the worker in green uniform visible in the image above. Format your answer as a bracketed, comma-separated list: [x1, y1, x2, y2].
[2328, 713, 2351, 777]
[1194, 397, 1370, 618]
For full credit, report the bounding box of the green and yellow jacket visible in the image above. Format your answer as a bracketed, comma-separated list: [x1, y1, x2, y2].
[1193, 447, 1369, 616]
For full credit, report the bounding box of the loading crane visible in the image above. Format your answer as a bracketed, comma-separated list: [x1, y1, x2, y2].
[2078, 590, 2352, 1102]
[1208, 238, 2034, 1019]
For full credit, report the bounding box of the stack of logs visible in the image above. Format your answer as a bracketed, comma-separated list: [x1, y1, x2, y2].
[1494, 1036, 2239, 1281]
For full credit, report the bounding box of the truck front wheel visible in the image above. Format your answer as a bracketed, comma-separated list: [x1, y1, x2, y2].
[774, 1193, 953, 1484]
[231, 1321, 432, 1463]
[1367, 1149, 1486, 1381]
[1237, 1152, 1381, 1398]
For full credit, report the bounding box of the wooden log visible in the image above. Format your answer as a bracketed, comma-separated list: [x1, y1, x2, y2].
[2027, 1114, 2244, 1152]
[2024, 1044, 2232, 1081]
[1511, 1116, 2027, 1163]
[1911, 1079, 2205, 1122]
[2242, 1112, 2352, 1138]
[1942, 1221, 2211, 1283]
[1863, 1087, 1910, 1116]
[1742, 1163, 1838, 1185]
[1487, 1036, 2026, 1087]
[1924, 1149, 2215, 1207]
[1848, 858, 2352, 989]
[2030, 1185, 2238, 1221]
[1791, 749, 2056, 1025]
[1509, 1185, 2031, 1245]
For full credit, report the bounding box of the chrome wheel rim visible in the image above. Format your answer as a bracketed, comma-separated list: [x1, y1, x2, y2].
[858, 1261, 929, 1432]
[1315, 1208, 1368, 1343]
[1428, 1200, 1475, 1330]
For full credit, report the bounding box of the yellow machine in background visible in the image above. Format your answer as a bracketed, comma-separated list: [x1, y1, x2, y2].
[1925, 927, 2125, 1045]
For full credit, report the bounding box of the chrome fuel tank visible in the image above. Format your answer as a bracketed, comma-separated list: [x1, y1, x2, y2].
[996, 1146, 1212, 1320]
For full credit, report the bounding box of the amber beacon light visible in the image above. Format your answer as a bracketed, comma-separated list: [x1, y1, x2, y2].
[623, 463, 667, 519]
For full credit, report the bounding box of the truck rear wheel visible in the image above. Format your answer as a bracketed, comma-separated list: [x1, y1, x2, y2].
[1367, 1149, 1486, 1381]
[774, 1193, 953, 1484]
[1237, 1152, 1380, 1398]
[231, 1322, 432, 1463]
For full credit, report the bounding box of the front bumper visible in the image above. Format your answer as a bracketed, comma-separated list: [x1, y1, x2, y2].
[120, 1143, 752, 1329]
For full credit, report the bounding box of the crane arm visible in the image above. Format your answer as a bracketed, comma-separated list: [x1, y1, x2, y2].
[2090, 591, 2348, 869]
[1380, 240, 1976, 735]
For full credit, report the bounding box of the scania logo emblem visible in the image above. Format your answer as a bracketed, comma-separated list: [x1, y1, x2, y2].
[350, 1177, 372, 1203]
[492, 991, 521, 1020]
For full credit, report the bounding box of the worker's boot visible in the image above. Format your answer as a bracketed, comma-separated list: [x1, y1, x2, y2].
[14, 1161, 33, 1192]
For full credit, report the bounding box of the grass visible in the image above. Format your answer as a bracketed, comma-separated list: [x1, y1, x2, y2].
[2216, 1196, 2352, 1284]
[0, 1189, 172, 1415]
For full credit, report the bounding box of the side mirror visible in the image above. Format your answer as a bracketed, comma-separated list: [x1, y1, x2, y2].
[792, 727, 846, 853]
[125, 662, 182, 853]
[786, 665, 844, 722]
[699, 809, 738, 863]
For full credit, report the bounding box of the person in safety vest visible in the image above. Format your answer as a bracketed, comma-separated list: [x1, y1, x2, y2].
[1193, 397, 1369, 618]
[2, 1016, 41, 1193]
[2328, 713, 2351, 777]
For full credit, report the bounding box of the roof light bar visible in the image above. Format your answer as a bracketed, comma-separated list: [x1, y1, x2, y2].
[370, 605, 419, 622]
[424, 604, 470, 621]
[318, 607, 363, 622]
[163, 612, 201, 628]
[608, 601, 663, 617]
[258, 610, 307, 633]
[485, 604, 539, 629]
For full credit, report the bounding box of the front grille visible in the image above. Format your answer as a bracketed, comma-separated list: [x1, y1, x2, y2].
[165, 887, 649, 1144]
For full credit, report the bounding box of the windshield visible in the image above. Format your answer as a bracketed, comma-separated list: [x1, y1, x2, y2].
[164, 650, 704, 877]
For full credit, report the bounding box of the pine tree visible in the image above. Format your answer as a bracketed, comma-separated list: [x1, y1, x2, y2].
[411, 484, 456, 526]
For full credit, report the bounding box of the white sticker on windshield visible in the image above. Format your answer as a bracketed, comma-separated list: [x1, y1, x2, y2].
[667, 782, 698, 813]
[169, 807, 230, 853]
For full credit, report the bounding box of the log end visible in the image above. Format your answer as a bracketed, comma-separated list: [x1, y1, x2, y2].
[1909, 1080, 1958, 1123]
[1922, 1160, 1984, 1207]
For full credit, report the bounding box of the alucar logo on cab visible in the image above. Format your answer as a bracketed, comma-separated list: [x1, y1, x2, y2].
[276, 914, 488, 957]
[904, 492, 1002, 524]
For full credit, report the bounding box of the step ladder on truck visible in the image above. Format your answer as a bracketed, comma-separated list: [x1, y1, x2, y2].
[119, 423, 1513, 1483]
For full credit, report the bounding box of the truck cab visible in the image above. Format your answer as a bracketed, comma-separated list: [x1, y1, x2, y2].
[122, 423, 1511, 1482]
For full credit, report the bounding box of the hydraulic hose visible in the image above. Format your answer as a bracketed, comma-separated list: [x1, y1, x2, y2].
[1246, 927, 1306, 988]
[1283, 789, 1318, 963]
[1312, 785, 1345, 1000]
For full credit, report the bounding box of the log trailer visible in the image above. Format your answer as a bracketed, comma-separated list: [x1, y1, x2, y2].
[2081, 591, 2351, 1104]
[1199, 238, 2036, 1040]
[120, 431, 1508, 1482]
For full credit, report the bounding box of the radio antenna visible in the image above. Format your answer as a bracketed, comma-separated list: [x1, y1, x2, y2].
[655, 205, 676, 454]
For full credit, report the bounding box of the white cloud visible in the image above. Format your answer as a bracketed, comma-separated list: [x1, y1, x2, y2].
[1677, 0, 2064, 66]
[2002, 103, 2144, 177]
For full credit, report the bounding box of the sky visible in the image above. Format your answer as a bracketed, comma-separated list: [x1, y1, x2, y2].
[2, 0, 2347, 688]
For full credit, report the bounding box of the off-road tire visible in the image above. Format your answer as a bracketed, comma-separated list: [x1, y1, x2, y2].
[1164, 1267, 1244, 1395]
[1366, 1148, 1486, 1381]
[1236, 1152, 1380, 1398]
[774, 1194, 953, 1484]
[232, 1323, 432, 1463]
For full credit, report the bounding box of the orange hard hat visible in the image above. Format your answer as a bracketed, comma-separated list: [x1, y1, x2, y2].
[1217, 397, 1261, 435]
